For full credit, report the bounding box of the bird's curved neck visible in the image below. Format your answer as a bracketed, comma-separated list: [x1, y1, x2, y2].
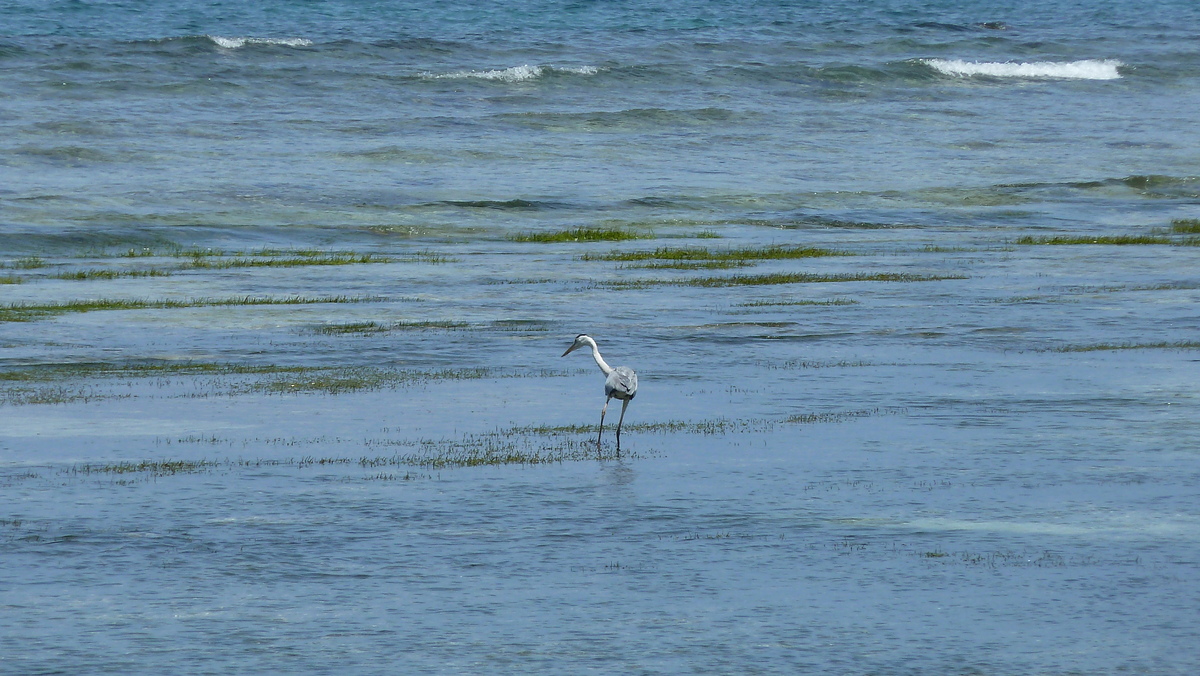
[586, 340, 614, 375]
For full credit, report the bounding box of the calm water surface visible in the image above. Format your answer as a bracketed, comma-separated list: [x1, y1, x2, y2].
[2, 1, 1199, 674]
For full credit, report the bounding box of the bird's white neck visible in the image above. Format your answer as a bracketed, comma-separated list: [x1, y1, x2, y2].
[584, 338, 614, 375]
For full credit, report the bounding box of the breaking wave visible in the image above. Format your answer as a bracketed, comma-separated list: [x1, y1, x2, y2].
[426, 64, 600, 82]
[923, 59, 1123, 80]
[207, 36, 313, 49]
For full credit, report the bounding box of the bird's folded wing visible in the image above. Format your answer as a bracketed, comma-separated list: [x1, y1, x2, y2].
[607, 367, 638, 397]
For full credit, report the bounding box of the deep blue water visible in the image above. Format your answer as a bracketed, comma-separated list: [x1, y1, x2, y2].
[4, 0, 1200, 245]
[2, 1, 1200, 674]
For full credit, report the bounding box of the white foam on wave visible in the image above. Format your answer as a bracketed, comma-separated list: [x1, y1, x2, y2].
[208, 36, 313, 49]
[428, 64, 600, 82]
[924, 58, 1123, 80]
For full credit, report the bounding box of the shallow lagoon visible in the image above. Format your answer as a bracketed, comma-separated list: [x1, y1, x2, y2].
[2, 212, 1199, 674]
[4, 1, 1200, 671]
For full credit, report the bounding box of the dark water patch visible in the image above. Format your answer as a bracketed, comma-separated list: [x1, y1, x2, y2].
[1016, 235, 1175, 245]
[699, 321, 798, 329]
[999, 175, 1200, 200]
[1052, 284, 1130, 296]
[911, 20, 1008, 32]
[608, 272, 964, 289]
[334, 145, 447, 164]
[912, 21, 975, 32]
[70, 209, 270, 229]
[906, 20, 1008, 33]
[1107, 141, 1175, 150]
[624, 196, 683, 208]
[770, 215, 915, 230]
[0, 230, 179, 256]
[582, 244, 850, 263]
[910, 187, 1032, 208]
[1054, 341, 1200, 353]
[496, 107, 745, 132]
[723, 60, 938, 88]
[12, 145, 121, 165]
[0, 41, 28, 59]
[314, 320, 468, 336]
[368, 37, 469, 53]
[509, 227, 651, 243]
[812, 61, 934, 85]
[1119, 175, 1200, 195]
[991, 295, 1062, 305]
[437, 198, 568, 211]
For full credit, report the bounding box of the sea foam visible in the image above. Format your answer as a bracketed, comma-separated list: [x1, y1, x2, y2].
[924, 59, 1123, 80]
[208, 36, 313, 49]
[428, 64, 599, 82]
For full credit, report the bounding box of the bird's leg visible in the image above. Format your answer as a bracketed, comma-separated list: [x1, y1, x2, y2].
[598, 396, 610, 449]
[615, 398, 630, 457]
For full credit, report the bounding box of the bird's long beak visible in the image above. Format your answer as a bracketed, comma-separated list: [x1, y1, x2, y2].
[561, 344, 579, 357]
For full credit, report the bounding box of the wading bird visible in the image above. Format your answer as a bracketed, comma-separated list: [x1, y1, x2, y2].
[562, 334, 638, 454]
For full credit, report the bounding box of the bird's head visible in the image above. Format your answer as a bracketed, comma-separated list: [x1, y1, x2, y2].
[561, 333, 593, 357]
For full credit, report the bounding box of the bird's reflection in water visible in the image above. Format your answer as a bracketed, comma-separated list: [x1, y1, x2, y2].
[601, 458, 635, 486]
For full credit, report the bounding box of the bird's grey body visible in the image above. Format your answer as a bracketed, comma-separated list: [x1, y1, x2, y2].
[562, 334, 638, 453]
[605, 366, 637, 402]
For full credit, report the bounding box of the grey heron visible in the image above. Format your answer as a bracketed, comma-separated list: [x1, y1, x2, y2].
[561, 334, 638, 453]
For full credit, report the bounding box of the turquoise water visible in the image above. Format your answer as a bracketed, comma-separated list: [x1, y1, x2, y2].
[3, 1, 1200, 673]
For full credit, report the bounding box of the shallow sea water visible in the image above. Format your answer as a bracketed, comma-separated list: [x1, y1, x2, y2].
[3, 1, 1200, 674]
